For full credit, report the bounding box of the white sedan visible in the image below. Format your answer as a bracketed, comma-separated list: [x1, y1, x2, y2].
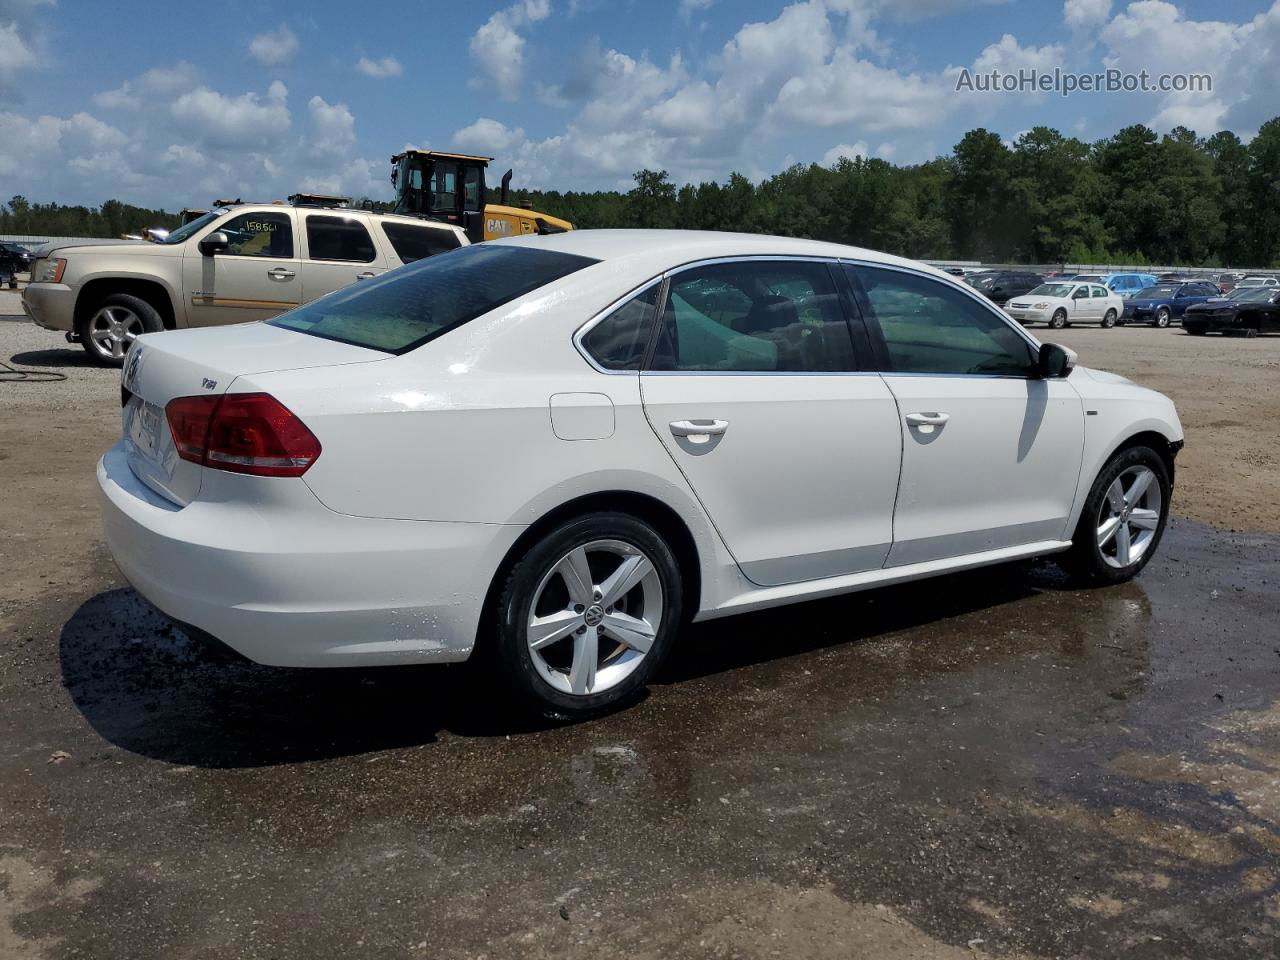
[99, 232, 1183, 716]
[1005, 282, 1125, 329]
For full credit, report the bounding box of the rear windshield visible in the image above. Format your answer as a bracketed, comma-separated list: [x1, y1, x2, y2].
[269, 244, 598, 353]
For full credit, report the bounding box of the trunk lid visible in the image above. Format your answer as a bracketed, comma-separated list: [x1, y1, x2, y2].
[120, 322, 387, 506]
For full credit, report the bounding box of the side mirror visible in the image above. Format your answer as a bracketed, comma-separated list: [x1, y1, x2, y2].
[198, 231, 229, 256]
[1038, 342, 1077, 379]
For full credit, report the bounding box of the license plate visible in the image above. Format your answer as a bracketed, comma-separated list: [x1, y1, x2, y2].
[125, 397, 165, 461]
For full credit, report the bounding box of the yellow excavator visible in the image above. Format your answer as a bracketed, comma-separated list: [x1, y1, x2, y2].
[390, 149, 573, 242]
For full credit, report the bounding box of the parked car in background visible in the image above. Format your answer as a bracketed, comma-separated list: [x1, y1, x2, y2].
[1183, 286, 1280, 337]
[1216, 272, 1246, 293]
[0, 240, 35, 286]
[1121, 281, 1220, 327]
[1005, 281, 1124, 328]
[22, 202, 468, 364]
[1235, 276, 1278, 289]
[96, 230, 1183, 716]
[1073, 272, 1159, 299]
[966, 269, 1043, 305]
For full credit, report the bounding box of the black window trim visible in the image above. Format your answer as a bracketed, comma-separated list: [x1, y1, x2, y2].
[840, 258, 1043, 380]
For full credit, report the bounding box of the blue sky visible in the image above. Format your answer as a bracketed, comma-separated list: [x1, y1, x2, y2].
[2, 0, 1277, 209]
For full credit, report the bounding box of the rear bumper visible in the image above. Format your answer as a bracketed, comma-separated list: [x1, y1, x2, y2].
[22, 282, 75, 331]
[97, 441, 524, 667]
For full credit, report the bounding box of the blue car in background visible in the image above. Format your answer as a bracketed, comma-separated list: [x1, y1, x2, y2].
[1073, 272, 1159, 299]
[1121, 280, 1221, 327]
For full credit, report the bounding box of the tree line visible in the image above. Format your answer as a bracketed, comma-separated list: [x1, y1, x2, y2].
[5, 117, 1280, 267]
[512, 118, 1280, 268]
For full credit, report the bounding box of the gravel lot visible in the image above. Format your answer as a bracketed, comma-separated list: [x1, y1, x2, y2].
[2, 312, 1279, 959]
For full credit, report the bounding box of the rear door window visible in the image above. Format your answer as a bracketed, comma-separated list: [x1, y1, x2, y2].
[306, 215, 377, 263]
[649, 260, 855, 372]
[270, 244, 597, 353]
[380, 222, 462, 263]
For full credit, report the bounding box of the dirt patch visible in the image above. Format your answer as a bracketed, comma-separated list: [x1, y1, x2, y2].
[1050, 326, 1280, 532]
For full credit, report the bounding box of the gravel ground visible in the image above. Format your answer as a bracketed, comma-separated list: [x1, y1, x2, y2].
[1, 313, 1279, 959]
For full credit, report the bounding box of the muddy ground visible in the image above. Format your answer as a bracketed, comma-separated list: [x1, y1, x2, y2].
[2, 317, 1278, 959]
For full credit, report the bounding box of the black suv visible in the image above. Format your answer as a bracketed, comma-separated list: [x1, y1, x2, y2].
[0, 241, 35, 288]
[966, 270, 1044, 306]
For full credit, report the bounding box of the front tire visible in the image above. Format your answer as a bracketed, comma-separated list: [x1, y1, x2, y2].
[1154, 307, 1171, 328]
[77, 293, 163, 366]
[1102, 309, 1117, 328]
[492, 513, 683, 717]
[1049, 309, 1067, 329]
[1063, 446, 1171, 585]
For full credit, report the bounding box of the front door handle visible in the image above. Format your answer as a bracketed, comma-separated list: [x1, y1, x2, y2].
[356, 271, 377, 280]
[267, 267, 296, 280]
[670, 419, 729, 443]
[905, 412, 950, 427]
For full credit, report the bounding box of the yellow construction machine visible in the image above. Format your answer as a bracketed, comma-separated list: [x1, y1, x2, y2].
[389, 149, 572, 242]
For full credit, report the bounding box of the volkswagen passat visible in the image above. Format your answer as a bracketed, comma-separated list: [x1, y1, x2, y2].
[99, 232, 1183, 716]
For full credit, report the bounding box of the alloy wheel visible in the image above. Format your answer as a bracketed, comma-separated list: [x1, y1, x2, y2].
[88, 305, 143, 360]
[526, 539, 663, 697]
[1096, 465, 1162, 569]
[1155, 308, 1170, 328]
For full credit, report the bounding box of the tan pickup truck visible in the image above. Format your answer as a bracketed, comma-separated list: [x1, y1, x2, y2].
[22, 202, 468, 364]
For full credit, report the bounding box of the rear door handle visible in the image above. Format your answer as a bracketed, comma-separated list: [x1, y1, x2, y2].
[267, 267, 296, 280]
[670, 419, 729, 442]
[356, 271, 377, 280]
[905, 412, 950, 427]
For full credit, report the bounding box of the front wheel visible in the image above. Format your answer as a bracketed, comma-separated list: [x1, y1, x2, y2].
[1154, 307, 1171, 328]
[1049, 309, 1067, 329]
[77, 293, 163, 366]
[492, 513, 683, 717]
[1102, 309, 1117, 328]
[1062, 446, 1171, 584]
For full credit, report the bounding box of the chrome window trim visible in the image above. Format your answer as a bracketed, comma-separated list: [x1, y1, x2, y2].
[573, 252, 1043, 378]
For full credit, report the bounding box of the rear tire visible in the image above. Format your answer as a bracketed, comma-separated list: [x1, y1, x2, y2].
[1102, 309, 1117, 328]
[1062, 445, 1171, 585]
[77, 293, 163, 366]
[1154, 307, 1171, 328]
[492, 512, 683, 718]
[1243, 327, 1259, 339]
[1049, 309, 1067, 329]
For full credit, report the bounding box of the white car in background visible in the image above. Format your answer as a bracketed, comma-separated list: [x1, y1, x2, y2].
[98, 232, 1183, 717]
[1005, 281, 1124, 329]
[1236, 276, 1278, 289]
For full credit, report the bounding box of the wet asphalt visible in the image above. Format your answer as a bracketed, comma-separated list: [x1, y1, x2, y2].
[2, 516, 1278, 958]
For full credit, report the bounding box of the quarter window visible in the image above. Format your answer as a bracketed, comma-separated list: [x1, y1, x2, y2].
[215, 212, 293, 258]
[582, 284, 662, 371]
[380, 222, 461, 263]
[849, 265, 1036, 376]
[649, 260, 855, 372]
[306, 215, 376, 263]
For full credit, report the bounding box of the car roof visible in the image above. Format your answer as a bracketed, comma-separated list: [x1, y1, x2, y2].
[488, 229, 953, 280]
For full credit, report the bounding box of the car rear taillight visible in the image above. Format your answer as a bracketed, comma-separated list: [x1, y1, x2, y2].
[165, 393, 321, 477]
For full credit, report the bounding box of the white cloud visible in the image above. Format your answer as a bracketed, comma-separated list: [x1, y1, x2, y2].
[1063, 0, 1111, 29]
[0, 109, 127, 178]
[356, 55, 402, 78]
[451, 117, 527, 154]
[821, 141, 869, 165]
[171, 80, 290, 150]
[307, 95, 355, 155]
[678, 0, 715, 18]
[469, 0, 552, 100]
[248, 24, 299, 67]
[93, 61, 201, 111]
[0, 20, 37, 91]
